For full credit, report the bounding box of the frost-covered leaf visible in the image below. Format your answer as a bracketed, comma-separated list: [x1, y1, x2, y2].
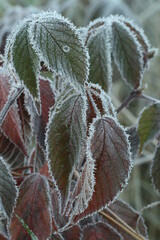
[29, 11, 89, 90]
[86, 21, 112, 92]
[0, 72, 26, 155]
[82, 222, 123, 240]
[127, 127, 139, 159]
[65, 156, 95, 217]
[10, 173, 52, 240]
[16, 215, 38, 240]
[7, 20, 40, 99]
[85, 83, 116, 125]
[102, 200, 148, 240]
[151, 144, 160, 193]
[138, 103, 160, 152]
[0, 157, 18, 218]
[74, 116, 131, 222]
[0, 132, 25, 169]
[46, 88, 86, 212]
[111, 16, 144, 89]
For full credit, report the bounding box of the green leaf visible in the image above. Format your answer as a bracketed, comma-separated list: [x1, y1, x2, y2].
[138, 103, 160, 152]
[87, 21, 112, 92]
[46, 87, 86, 212]
[11, 20, 40, 98]
[111, 17, 144, 89]
[16, 215, 38, 240]
[29, 11, 89, 91]
[0, 157, 18, 218]
[151, 144, 160, 193]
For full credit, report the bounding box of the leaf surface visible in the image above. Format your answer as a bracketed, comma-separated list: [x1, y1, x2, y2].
[0, 157, 18, 218]
[138, 103, 160, 152]
[82, 222, 122, 240]
[127, 127, 139, 160]
[87, 23, 112, 92]
[10, 173, 52, 240]
[0, 73, 26, 155]
[29, 12, 89, 90]
[102, 200, 148, 240]
[74, 116, 131, 222]
[46, 89, 86, 212]
[151, 144, 160, 193]
[11, 21, 40, 98]
[111, 18, 144, 89]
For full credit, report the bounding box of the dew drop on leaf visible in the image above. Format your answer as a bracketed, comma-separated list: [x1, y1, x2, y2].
[63, 45, 70, 53]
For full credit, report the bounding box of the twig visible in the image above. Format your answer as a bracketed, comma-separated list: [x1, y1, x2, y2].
[100, 210, 145, 240]
[116, 90, 141, 114]
[138, 94, 160, 104]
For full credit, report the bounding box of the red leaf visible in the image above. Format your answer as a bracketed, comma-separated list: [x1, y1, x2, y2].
[39, 162, 50, 177]
[62, 225, 81, 240]
[82, 222, 122, 240]
[0, 73, 26, 155]
[40, 78, 55, 125]
[103, 200, 148, 240]
[74, 116, 131, 222]
[10, 173, 52, 240]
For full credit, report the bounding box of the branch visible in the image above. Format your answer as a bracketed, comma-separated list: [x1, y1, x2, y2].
[116, 90, 141, 114]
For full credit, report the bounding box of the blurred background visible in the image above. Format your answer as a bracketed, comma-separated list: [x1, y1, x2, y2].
[0, 0, 160, 239]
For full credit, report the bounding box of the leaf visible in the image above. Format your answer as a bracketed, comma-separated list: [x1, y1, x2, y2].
[62, 225, 81, 240]
[126, 127, 139, 160]
[7, 20, 40, 98]
[85, 83, 116, 125]
[151, 144, 160, 193]
[111, 16, 144, 89]
[10, 173, 52, 240]
[0, 72, 26, 155]
[138, 103, 160, 152]
[74, 116, 131, 222]
[29, 11, 89, 91]
[82, 222, 123, 240]
[0, 157, 18, 218]
[16, 215, 38, 240]
[86, 21, 112, 92]
[30, 78, 55, 149]
[46, 89, 86, 212]
[102, 200, 148, 240]
[0, 132, 25, 169]
[65, 156, 95, 217]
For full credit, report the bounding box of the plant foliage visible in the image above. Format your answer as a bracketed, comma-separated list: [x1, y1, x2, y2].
[0, 9, 158, 240]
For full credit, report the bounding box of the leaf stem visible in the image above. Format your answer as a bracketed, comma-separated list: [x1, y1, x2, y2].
[100, 210, 145, 240]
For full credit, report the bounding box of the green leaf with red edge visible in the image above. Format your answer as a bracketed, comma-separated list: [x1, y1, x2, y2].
[111, 16, 145, 89]
[10, 173, 52, 240]
[73, 116, 131, 223]
[151, 144, 160, 193]
[101, 200, 148, 240]
[0, 157, 18, 218]
[46, 88, 87, 213]
[138, 103, 160, 153]
[0, 72, 26, 155]
[82, 222, 123, 240]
